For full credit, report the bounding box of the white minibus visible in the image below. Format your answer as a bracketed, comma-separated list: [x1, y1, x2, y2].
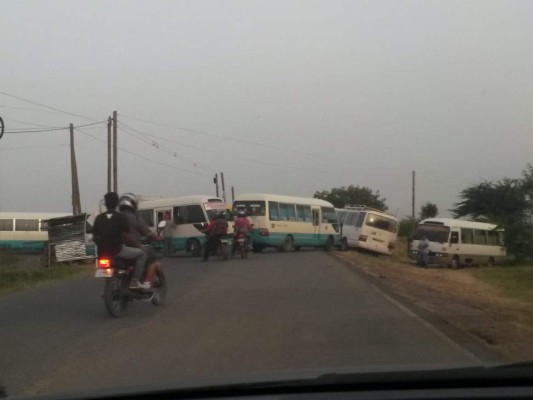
[410, 218, 506, 267]
[335, 206, 398, 255]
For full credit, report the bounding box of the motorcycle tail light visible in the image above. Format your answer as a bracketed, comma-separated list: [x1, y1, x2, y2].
[98, 258, 111, 268]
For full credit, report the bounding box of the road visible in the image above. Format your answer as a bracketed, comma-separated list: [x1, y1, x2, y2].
[0, 250, 483, 398]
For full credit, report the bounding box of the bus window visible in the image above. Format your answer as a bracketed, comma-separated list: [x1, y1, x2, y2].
[473, 229, 487, 245]
[312, 209, 319, 226]
[268, 202, 279, 221]
[138, 209, 154, 227]
[15, 219, 39, 231]
[461, 228, 474, 244]
[487, 230, 499, 245]
[413, 224, 450, 243]
[0, 219, 14, 231]
[321, 207, 337, 224]
[355, 212, 366, 228]
[450, 231, 459, 244]
[366, 213, 397, 233]
[174, 205, 206, 224]
[279, 203, 293, 221]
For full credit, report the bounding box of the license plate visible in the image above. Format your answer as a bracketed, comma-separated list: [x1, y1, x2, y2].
[95, 268, 113, 278]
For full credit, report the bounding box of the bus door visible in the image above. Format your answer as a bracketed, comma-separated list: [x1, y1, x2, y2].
[156, 209, 173, 235]
[312, 208, 321, 245]
[448, 228, 460, 253]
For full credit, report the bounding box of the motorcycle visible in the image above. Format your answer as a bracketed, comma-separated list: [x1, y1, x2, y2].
[216, 235, 234, 261]
[95, 254, 166, 317]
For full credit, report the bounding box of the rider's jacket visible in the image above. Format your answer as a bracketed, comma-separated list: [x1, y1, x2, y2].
[234, 216, 251, 235]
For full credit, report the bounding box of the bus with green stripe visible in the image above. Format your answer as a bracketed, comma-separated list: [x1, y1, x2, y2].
[232, 193, 340, 253]
[135, 195, 226, 257]
[0, 212, 70, 253]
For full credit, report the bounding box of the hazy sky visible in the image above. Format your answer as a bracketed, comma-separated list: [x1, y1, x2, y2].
[1, 0, 532, 218]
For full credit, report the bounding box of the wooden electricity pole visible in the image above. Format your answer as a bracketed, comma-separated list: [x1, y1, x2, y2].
[107, 116, 112, 192]
[112, 111, 118, 193]
[412, 170, 416, 228]
[231, 186, 235, 202]
[214, 174, 219, 197]
[221, 172, 226, 202]
[70, 123, 82, 215]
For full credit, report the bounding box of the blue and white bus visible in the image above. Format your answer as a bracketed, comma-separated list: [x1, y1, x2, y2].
[232, 193, 340, 252]
[0, 212, 70, 253]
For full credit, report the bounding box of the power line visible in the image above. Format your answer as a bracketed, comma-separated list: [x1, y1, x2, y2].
[75, 128, 208, 177]
[119, 114, 411, 173]
[0, 104, 60, 114]
[4, 120, 106, 134]
[118, 123, 213, 172]
[0, 90, 100, 122]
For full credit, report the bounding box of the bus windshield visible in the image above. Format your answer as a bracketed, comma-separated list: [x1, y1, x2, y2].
[232, 201, 266, 216]
[413, 224, 450, 243]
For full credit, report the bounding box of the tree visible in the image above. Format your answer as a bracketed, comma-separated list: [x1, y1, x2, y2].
[314, 185, 388, 210]
[419, 202, 438, 220]
[398, 216, 418, 238]
[450, 165, 533, 261]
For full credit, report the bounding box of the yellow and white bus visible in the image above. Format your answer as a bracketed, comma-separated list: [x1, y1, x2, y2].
[0, 212, 69, 253]
[232, 193, 340, 252]
[335, 205, 398, 255]
[409, 218, 506, 268]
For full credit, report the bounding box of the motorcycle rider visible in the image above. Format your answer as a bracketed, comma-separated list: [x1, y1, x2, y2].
[202, 211, 228, 261]
[233, 210, 252, 254]
[92, 192, 148, 284]
[118, 193, 161, 289]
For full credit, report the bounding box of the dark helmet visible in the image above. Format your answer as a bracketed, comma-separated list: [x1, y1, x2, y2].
[119, 193, 138, 213]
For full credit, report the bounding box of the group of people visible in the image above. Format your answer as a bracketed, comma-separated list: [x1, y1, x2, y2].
[202, 209, 253, 261]
[92, 192, 254, 286]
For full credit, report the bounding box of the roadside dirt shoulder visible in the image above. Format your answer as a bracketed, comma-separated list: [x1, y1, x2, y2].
[335, 250, 533, 362]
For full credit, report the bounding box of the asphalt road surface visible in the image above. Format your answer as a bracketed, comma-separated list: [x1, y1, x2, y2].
[0, 250, 484, 398]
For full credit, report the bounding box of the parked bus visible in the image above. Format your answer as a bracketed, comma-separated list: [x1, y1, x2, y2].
[232, 193, 340, 252]
[409, 218, 506, 268]
[0, 212, 70, 253]
[335, 205, 398, 255]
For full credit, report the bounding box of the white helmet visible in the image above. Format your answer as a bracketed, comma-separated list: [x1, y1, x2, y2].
[119, 193, 138, 212]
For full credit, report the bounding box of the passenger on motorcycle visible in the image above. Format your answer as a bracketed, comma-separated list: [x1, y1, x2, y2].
[233, 210, 252, 254]
[202, 212, 228, 261]
[92, 192, 147, 285]
[118, 193, 162, 289]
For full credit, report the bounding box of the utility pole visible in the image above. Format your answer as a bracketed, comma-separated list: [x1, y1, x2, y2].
[107, 116, 112, 192]
[231, 186, 235, 203]
[412, 170, 416, 227]
[214, 174, 219, 197]
[70, 123, 82, 215]
[112, 111, 118, 193]
[221, 172, 226, 203]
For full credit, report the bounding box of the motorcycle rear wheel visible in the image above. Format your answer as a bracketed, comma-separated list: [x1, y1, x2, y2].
[104, 276, 129, 318]
[151, 268, 167, 306]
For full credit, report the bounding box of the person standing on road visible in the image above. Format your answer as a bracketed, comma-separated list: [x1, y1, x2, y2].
[417, 235, 430, 268]
[92, 192, 148, 284]
[158, 211, 176, 258]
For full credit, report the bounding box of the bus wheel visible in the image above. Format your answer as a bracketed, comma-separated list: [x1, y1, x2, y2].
[187, 239, 201, 257]
[451, 256, 460, 269]
[280, 235, 293, 252]
[487, 257, 495, 267]
[324, 236, 334, 252]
